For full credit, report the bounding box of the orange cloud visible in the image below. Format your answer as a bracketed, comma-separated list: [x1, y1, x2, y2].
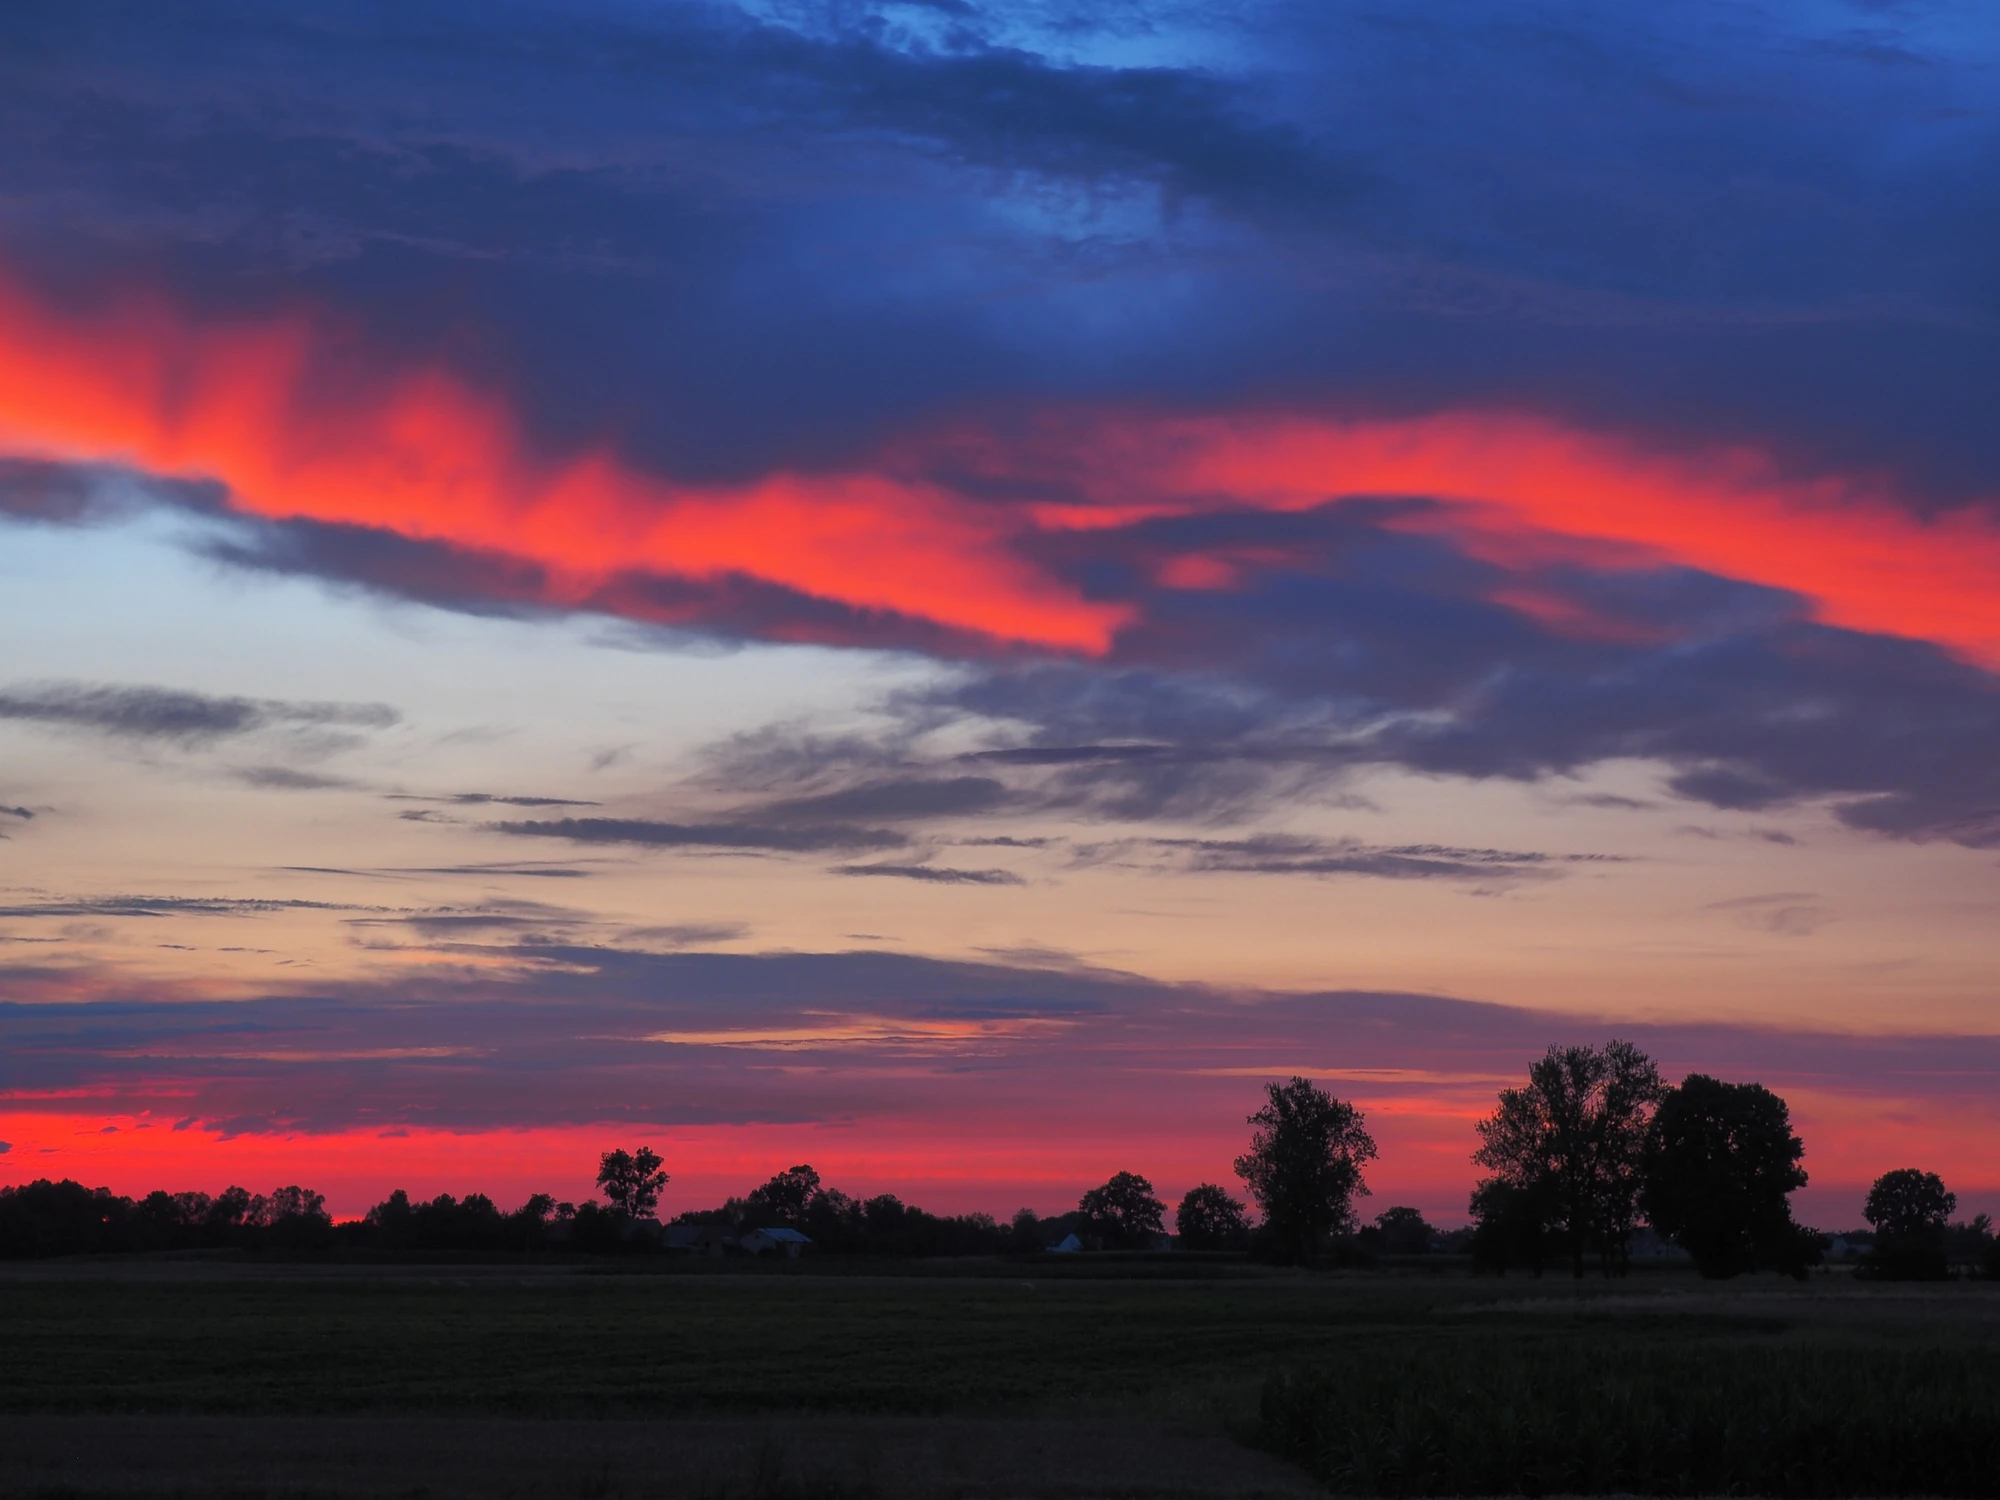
[4, 269, 1999, 668]
[0, 274, 1126, 653]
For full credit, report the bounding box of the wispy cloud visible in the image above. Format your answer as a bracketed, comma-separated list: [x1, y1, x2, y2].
[1140, 835, 1613, 883]
[233, 765, 358, 791]
[493, 817, 906, 854]
[0, 682, 397, 746]
[0, 894, 376, 919]
[829, 863, 1025, 886]
[389, 792, 600, 808]
[1703, 892, 1835, 937]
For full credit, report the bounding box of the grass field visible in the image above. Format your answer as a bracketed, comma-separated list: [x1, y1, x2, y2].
[0, 1260, 1995, 1497]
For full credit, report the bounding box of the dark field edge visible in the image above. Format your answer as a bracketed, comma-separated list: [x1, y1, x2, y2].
[1258, 1339, 2000, 1498]
[0, 1413, 1324, 1500]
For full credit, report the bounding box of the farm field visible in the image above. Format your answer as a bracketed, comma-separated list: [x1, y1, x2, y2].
[0, 1260, 1996, 1497]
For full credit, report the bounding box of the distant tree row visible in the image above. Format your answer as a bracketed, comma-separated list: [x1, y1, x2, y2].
[0, 1181, 338, 1259]
[671, 1161, 1015, 1255]
[2, 1050, 1991, 1275]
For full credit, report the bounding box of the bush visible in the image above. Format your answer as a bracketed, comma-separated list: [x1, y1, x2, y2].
[1860, 1237, 1951, 1281]
[1175, 1184, 1250, 1251]
[1260, 1339, 2000, 1496]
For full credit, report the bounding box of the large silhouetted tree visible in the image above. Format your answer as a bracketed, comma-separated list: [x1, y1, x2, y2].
[1641, 1074, 1815, 1279]
[1862, 1168, 1955, 1280]
[1473, 1040, 1663, 1278]
[260, 1184, 334, 1249]
[595, 1147, 668, 1219]
[1234, 1077, 1377, 1264]
[746, 1164, 821, 1225]
[1078, 1170, 1166, 1248]
[1175, 1183, 1250, 1250]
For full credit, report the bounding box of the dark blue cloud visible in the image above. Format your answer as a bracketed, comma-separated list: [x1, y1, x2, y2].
[0, 0, 1992, 492]
[924, 544, 2000, 843]
[651, 499, 1999, 842]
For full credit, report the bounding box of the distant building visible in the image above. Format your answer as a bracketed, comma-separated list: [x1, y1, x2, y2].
[741, 1226, 813, 1258]
[1046, 1232, 1084, 1254]
[665, 1223, 735, 1256]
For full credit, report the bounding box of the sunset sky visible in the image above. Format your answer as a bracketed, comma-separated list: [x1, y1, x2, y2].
[3, 0, 1997, 1228]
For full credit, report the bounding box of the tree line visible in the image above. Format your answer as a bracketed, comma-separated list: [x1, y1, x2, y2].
[1459, 1041, 1992, 1280]
[2, 1041, 1992, 1277]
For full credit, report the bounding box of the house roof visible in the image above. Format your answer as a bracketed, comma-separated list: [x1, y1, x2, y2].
[751, 1226, 813, 1243]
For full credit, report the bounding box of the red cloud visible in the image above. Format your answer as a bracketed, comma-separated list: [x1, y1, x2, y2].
[4, 270, 1999, 668]
[0, 274, 1128, 653]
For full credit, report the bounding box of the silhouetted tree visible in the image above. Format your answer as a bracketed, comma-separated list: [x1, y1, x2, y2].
[207, 1186, 256, 1241]
[1469, 1178, 1555, 1275]
[568, 1199, 625, 1253]
[0, 1179, 136, 1257]
[1007, 1207, 1044, 1254]
[135, 1190, 211, 1249]
[797, 1186, 859, 1247]
[0, 1178, 348, 1258]
[1862, 1168, 1954, 1280]
[1234, 1077, 1377, 1264]
[1077, 1170, 1166, 1248]
[505, 1193, 560, 1251]
[259, 1184, 334, 1250]
[1641, 1074, 1816, 1279]
[745, 1164, 821, 1225]
[659, 1169, 1006, 1257]
[595, 1147, 668, 1220]
[1945, 1213, 1993, 1272]
[1175, 1183, 1250, 1250]
[365, 1189, 418, 1248]
[1371, 1206, 1437, 1255]
[362, 1189, 527, 1252]
[1473, 1040, 1662, 1278]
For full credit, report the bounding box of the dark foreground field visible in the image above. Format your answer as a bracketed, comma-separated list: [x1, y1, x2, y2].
[1, 1259, 1995, 1498]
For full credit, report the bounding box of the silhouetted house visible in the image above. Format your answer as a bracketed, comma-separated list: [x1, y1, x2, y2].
[665, 1224, 735, 1256]
[620, 1216, 664, 1246]
[741, 1226, 812, 1258]
[1626, 1227, 1690, 1263]
[1046, 1232, 1084, 1253]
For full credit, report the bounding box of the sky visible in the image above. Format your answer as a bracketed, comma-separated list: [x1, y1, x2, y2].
[2, 0, 1997, 1229]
